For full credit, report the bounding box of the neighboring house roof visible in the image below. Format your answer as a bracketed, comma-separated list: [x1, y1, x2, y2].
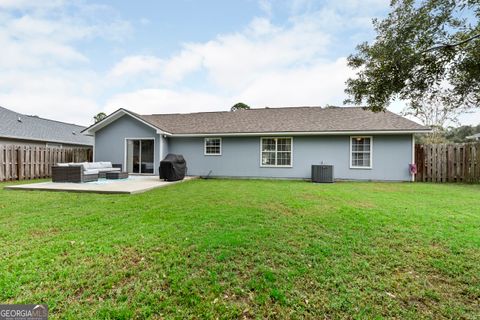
[466, 133, 480, 140]
[0, 106, 94, 146]
[83, 106, 430, 136]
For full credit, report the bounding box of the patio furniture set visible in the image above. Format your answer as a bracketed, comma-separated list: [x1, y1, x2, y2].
[52, 162, 127, 183]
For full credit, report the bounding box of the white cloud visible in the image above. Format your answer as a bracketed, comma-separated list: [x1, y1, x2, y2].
[110, 16, 331, 91]
[258, 0, 273, 16]
[3, 0, 474, 128]
[0, 68, 102, 124]
[0, 0, 64, 10]
[110, 55, 164, 77]
[0, 1, 131, 125]
[105, 89, 228, 115]
[459, 112, 480, 125]
[106, 14, 348, 115]
[236, 57, 354, 107]
[192, 17, 330, 90]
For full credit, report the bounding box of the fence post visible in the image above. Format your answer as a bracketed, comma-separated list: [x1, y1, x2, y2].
[0, 145, 4, 181]
[476, 143, 480, 183]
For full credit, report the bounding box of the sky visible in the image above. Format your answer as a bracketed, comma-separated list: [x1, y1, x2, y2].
[0, 0, 478, 126]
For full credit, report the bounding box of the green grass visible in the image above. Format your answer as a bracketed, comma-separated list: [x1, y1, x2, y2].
[1, 179, 479, 319]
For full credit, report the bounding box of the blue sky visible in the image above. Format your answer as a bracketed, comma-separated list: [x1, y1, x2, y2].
[0, 0, 477, 126]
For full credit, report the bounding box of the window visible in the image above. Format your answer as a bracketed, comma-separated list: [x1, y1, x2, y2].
[204, 138, 221, 155]
[350, 136, 372, 168]
[261, 137, 292, 167]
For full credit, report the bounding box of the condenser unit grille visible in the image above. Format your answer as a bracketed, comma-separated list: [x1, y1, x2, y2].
[311, 165, 334, 183]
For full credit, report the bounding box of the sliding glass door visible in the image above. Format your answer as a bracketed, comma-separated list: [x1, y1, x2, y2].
[126, 139, 154, 174]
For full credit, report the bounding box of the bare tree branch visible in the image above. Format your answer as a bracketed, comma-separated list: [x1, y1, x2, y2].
[421, 33, 480, 53]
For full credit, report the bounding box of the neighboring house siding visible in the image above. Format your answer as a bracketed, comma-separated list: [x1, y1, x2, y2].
[0, 138, 46, 147]
[168, 135, 413, 181]
[94, 115, 161, 174]
[0, 137, 91, 148]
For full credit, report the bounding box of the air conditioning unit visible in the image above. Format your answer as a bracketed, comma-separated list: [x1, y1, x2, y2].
[311, 165, 334, 183]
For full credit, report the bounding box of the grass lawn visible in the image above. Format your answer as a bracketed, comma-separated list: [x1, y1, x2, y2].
[1, 179, 479, 319]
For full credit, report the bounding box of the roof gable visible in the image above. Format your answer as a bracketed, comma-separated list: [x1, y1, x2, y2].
[82, 108, 167, 135]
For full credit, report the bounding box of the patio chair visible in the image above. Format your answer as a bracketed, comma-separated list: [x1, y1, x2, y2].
[52, 165, 99, 183]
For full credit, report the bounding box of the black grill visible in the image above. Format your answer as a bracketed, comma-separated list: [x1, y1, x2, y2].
[159, 154, 187, 181]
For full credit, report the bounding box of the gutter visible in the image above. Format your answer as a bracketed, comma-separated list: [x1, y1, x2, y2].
[168, 129, 432, 138]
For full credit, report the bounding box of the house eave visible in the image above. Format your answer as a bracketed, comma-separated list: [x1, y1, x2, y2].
[81, 108, 171, 135]
[168, 129, 432, 137]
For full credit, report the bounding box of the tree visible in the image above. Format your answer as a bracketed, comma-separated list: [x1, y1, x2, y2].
[345, 0, 480, 113]
[403, 89, 473, 143]
[94, 112, 107, 123]
[231, 102, 251, 111]
[445, 123, 480, 142]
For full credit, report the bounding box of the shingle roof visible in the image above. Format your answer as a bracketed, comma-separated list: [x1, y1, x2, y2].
[0, 106, 94, 145]
[138, 106, 429, 135]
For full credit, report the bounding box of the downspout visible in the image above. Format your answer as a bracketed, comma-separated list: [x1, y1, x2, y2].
[411, 134, 415, 182]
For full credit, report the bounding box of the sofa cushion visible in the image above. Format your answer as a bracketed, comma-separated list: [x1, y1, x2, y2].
[56, 163, 69, 167]
[97, 167, 120, 173]
[81, 162, 97, 170]
[83, 169, 99, 175]
[99, 161, 113, 168]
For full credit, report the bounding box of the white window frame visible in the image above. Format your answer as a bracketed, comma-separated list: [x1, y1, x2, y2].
[260, 137, 293, 168]
[204, 137, 222, 156]
[123, 137, 157, 175]
[350, 136, 373, 169]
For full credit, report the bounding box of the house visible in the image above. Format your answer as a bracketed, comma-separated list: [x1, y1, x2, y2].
[466, 133, 480, 141]
[0, 106, 93, 148]
[82, 106, 430, 181]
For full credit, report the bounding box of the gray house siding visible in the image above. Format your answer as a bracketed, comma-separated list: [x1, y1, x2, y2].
[0, 137, 91, 148]
[160, 134, 169, 160]
[168, 135, 413, 181]
[94, 115, 161, 174]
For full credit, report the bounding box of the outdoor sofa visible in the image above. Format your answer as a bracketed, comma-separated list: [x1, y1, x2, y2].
[52, 162, 122, 183]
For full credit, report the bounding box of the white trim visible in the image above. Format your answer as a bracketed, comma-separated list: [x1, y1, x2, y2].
[204, 137, 222, 156]
[83, 109, 171, 135]
[92, 133, 95, 161]
[159, 133, 163, 161]
[259, 137, 293, 168]
[411, 134, 415, 182]
[350, 136, 373, 169]
[170, 129, 431, 138]
[123, 137, 156, 175]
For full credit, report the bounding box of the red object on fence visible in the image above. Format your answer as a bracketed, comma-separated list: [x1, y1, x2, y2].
[409, 163, 417, 175]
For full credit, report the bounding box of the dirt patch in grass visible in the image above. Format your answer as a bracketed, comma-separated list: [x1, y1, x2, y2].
[29, 228, 60, 238]
[259, 202, 297, 216]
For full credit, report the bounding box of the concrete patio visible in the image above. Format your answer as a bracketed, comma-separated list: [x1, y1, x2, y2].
[4, 176, 195, 194]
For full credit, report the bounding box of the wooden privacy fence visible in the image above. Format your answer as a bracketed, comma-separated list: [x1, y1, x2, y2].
[415, 143, 480, 183]
[0, 145, 92, 181]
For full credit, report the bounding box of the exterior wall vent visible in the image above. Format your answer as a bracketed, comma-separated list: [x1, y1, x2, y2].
[311, 165, 334, 183]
